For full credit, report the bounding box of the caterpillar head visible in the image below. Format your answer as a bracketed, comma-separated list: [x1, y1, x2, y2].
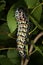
[15, 8, 25, 21]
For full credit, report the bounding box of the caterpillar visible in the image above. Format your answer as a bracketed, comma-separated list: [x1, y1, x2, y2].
[15, 8, 30, 58]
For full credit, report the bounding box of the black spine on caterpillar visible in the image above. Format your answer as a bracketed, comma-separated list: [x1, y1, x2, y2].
[15, 8, 30, 58]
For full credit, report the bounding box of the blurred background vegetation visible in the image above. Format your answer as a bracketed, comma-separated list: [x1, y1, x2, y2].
[0, 0, 43, 65]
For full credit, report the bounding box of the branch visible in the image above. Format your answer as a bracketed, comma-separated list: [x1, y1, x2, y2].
[34, 32, 43, 43]
[29, 32, 43, 55]
[21, 58, 24, 65]
[23, 59, 29, 65]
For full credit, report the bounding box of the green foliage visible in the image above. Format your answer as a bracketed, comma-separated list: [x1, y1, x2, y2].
[0, 0, 43, 65]
[0, 0, 6, 20]
[7, 49, 21, 65]
[31, 3, 42, 22]
[42, 0, 43, 2]
[0, 23, 10, 40]
[0, 0, 6, 12]
[29, 52, 43, 65]
[0, 55, 14, 65]
[34, 45, 43, 56]
[7, 5, 17, 33]
[29, 15, 43, 30]
[25, 0, 39, 8]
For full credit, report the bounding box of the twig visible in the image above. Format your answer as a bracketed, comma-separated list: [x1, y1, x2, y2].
[0, 18, 6, 22]
[29, 26, 37, 35]
[0, 47, 17, 50]
[29, 43, 33, 55]
[29, 49, 37, 56]
[8, 33, 16, 39]
[0, 32, 8, 34]
[34, 32, 43, 43]
[21, 58, 24, 65]
[0, 32, 16, 39]
[23, 59, 29, 65]
[29, 32, 43, 55]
